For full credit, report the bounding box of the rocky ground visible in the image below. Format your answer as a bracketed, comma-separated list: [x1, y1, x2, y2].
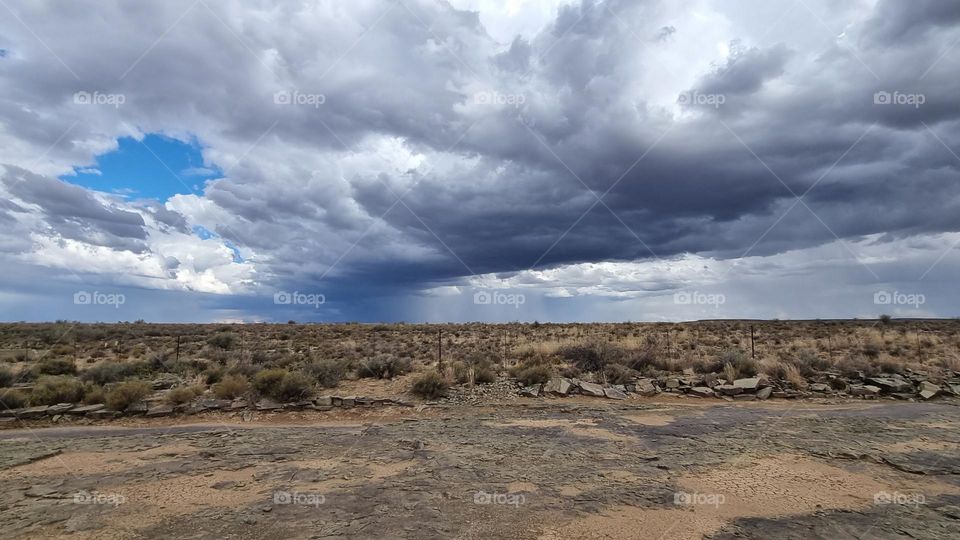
[2, 397, 960, 539]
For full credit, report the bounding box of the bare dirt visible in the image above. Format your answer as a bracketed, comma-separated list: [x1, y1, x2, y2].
[2, 400, 960, 539]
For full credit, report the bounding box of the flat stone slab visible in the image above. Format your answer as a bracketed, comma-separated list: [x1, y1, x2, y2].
[689, 387, 715, 398]
[66, 404, 105, 415]
[519, 385, 541, 398]
[603, 387, 627, 400]
[578, 381, 605, 397]
[16, 406, 50, 419]
[543, 378, 573, 396]
[146, 405, 174, 417]
[733, 378, 760, 391]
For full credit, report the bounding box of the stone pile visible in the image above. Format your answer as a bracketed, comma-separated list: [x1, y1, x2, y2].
[517, 371, 960, 401]
[0, 395, 413, 423]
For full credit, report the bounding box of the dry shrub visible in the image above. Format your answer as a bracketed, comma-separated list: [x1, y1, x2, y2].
[165, 385, 204, 405]
[512, 364, 552, 386]
[783, 365, 807, 389]
[305, 359, 346, 388]
[213, 374, 249, 399]
[30, 376, 85, 405]
[723, 362, 737, 383]
[357, 355, 411, 379]
[253, 369, 287, 396]
[0, 388, 28, 409]
[106, 381, 151, 411]
[82, 385, 105, 404]
[603, 363, 638, 385]
[253, 369, 313, 401]
[33, 358, 77, 377]
[877, 355, 905, 374]
[81, 362, 137, 385]
[559, 341, 625, 372]
[718, 350, 757, 377]
[834, 355, 877, 378]
[0, 367, 13, 387]
[410, 371, 449, 399]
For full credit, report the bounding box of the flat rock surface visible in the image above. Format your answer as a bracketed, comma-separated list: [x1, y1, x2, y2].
[1, 400, 959, 539]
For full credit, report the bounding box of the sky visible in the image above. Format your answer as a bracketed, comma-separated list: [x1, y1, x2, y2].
[0, 0, 959, 323]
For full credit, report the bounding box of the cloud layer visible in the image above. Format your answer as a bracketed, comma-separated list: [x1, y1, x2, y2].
[1, 0, 958, 321]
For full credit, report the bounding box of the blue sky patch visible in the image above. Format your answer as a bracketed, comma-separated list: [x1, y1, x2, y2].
[193, 225, 245, 263]
[62, 133, 220, 201]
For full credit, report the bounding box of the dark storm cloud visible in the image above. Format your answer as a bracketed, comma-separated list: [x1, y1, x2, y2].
[2, 165, 148, 248]
[1, 0, 960, 322]
[864, 0, 960, 44]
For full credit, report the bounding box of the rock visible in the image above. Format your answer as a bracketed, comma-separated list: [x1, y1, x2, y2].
[863, 385, 882, 396]
[665, 378, 681, 389]
[810, 383, 831, 393]
[88, 409, 120, 419]
[228, 399, 248, 411]
[603, 387, 627, 400]
[689, 387, 715, 398]
[256, 399, 282, 411]
[45, 403, 75, 415]
[283, 400, 313, 410]
[16, 406, 50, 419]
[146, 405, 174, 417]
[543, 378, 573, 396]
[891, 393, 916, 401]
[198, 399, 231, 410]
[919, 381, 940, 400]
[125, 402, 149, 415]
[151, 376, 180, 390]
[718, 384, 742, 396]
[733, 378, 760, 391]
[733, 394, 756, 401]
[866, 376, 913, 393]
[578, 381, 605, 397]
[66, 404, 105, 415]
[756, 387, 773, 400]
[341, 397, 356, 408]
[519, 385, 541, 398]
[634, 379, 658, 397]
[315, 396, 333, 407]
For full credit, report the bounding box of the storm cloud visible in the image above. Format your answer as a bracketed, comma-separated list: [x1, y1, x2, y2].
[0, 0, 958, 321]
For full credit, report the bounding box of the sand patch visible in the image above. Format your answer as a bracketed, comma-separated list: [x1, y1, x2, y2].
[79, 467, 266, 536]
[620, 413, 676, 426]
[491, 418, 636, 443]
[885, 438, 960, 453]
[540, 453, 898, 540]
[0, 443, 196, 479]
[507, 481, 538, 493]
